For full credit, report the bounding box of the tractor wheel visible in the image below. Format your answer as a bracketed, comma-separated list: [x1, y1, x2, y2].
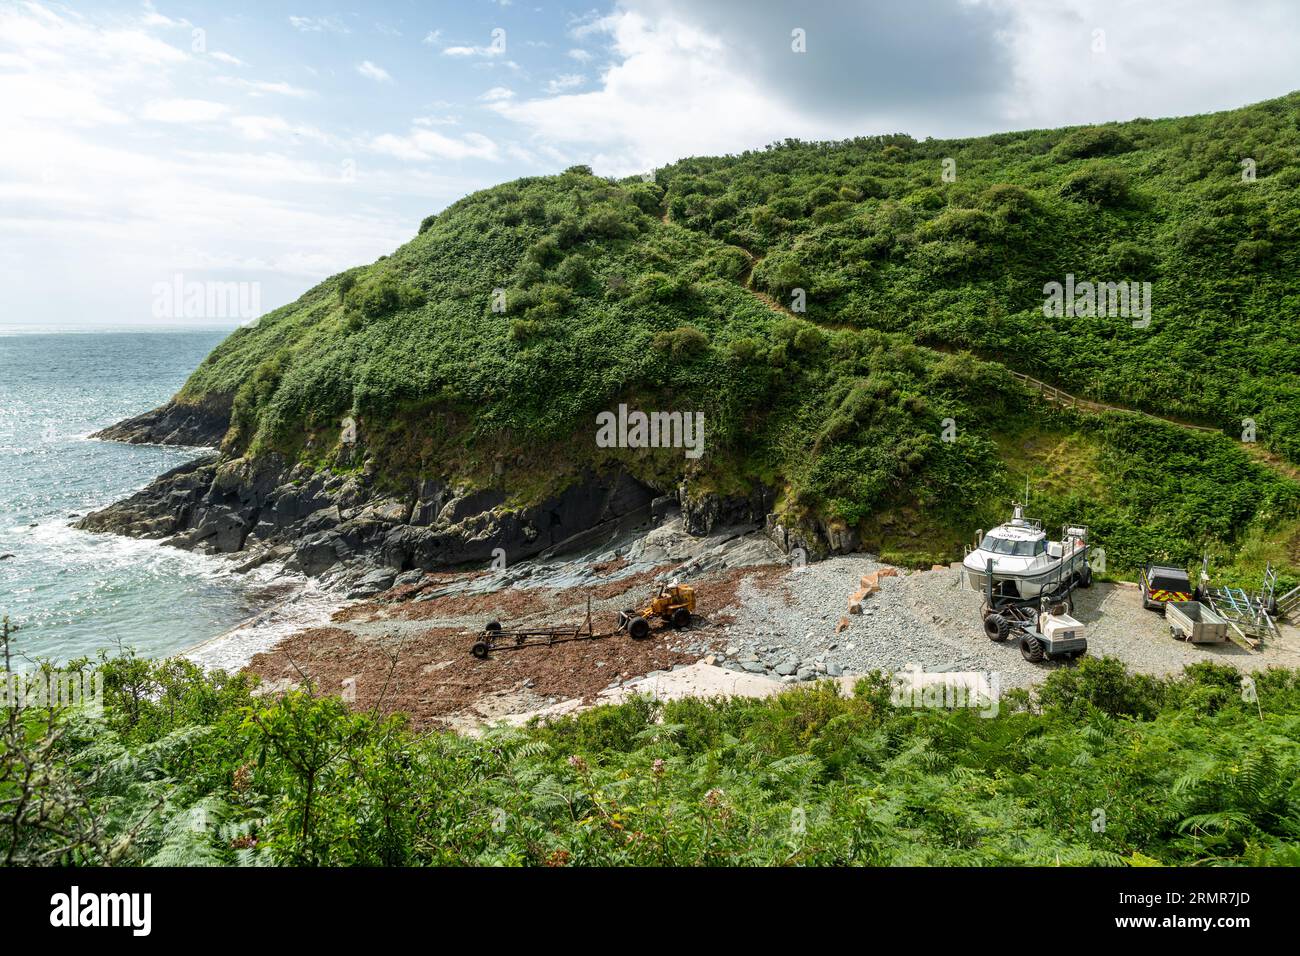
[471, 641, 489, 660]
[1019, 634, 1045, 663]
[628, 616, 651, 640]
[671, 607, 692, 629]
[485, 621, 502, 633]
[984, 613, 1010, 642]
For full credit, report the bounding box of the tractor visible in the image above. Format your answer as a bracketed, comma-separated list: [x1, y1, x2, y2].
[618, 581, 695, 639]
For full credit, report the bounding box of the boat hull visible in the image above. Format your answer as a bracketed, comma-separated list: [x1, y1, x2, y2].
[963, 545, 1089, 599]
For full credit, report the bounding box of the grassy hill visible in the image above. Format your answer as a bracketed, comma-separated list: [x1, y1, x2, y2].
[168, 93, 1300, 581]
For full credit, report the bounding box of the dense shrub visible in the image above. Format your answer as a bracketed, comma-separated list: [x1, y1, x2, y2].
[1060, 164, 1131, 206]
[8, 653, 1300, 866]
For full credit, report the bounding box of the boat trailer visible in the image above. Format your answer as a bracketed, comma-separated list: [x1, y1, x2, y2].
[470, 597, 621, 659]
[977, 558, 1089, 663]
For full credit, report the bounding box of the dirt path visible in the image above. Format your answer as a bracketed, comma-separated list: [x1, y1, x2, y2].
[656, 207, 1300, 485]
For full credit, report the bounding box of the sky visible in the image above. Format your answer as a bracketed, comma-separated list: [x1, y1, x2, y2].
[3, 0, 1300, 329]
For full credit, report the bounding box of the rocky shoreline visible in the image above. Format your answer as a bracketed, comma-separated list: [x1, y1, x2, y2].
[76, 400, 858, 601]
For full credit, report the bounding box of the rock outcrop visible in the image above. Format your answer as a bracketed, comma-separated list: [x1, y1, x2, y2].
[90, 398, 230, 447]
[76, 451, 663, 587]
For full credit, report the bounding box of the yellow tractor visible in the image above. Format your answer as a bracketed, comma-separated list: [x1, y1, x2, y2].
[618, 581, 695, 639]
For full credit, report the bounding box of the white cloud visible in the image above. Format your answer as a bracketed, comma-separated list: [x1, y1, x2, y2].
[422, 30, 443, 45]
[487, 10, 825, 175]
[567, 48, 592, 62]
[288, 16, 349, 35]
[989, 0, 1300, 128]
[209, 51, 246, 67]
[216, 77, 313, 98]
[442, 34, 507, 58]
[369, 128, 499, 162]
[141, 98, 230, 123]
[357, 60, 392, 83]
[480, 86, 515, 103]
[230, 115, 330, 144]
[545, 74, 584, 94]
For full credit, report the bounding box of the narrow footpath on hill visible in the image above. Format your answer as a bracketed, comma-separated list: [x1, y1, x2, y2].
[658, 205, 1300, 487]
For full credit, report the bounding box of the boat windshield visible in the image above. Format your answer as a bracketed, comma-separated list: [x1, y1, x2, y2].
[979, 534, 1045, 557]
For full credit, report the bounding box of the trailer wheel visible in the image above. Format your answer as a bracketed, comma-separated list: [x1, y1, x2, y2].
[984, 613, 1010, 642]
[671, 607, 692, 629]
[1019, 635, 1045, 663]
[485, 621, 502, 633]
[1078, 564, 1092, 589]
[628, 616, 651, 640]
[1068, 649, 1084, 660]
[471, 641, 490, 659]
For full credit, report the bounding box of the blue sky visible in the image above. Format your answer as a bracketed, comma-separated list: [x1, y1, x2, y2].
[4, 0, 1300, 328]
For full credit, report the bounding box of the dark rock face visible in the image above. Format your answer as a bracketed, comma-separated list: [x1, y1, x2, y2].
[90, 399, 230, 447]
[76, 452, 661, 583]
[763, 512, 858, 561]
[678, 482, 775, 536]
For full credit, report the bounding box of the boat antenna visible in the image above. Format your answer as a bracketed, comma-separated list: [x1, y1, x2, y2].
[1024, 476, 1030, 508]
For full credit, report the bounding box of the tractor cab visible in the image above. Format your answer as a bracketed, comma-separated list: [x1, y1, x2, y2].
[618, 580, 695, 639]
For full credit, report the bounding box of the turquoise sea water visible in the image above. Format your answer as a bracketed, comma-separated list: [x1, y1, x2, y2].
[0, 329, 285, 666]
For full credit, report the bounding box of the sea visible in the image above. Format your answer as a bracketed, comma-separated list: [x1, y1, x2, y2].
[0, 327, 329, 670]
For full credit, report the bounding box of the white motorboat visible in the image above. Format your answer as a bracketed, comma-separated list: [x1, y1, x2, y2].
[962, 505, 1090, 599]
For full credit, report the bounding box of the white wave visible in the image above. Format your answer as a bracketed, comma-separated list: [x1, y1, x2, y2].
[184, 577, 346, 673]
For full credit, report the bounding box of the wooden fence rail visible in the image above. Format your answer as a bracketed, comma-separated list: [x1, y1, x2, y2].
[1007, 370, 1221, 434]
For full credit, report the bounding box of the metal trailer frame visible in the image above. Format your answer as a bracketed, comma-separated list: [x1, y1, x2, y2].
[1197, 556, 1278, 648]
[470, 597, 624, 659]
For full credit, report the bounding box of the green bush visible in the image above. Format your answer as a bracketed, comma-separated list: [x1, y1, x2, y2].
[1060, 164, 1131, 206]
[652, 325, 709, 357]
[9, 654, 1300, 866]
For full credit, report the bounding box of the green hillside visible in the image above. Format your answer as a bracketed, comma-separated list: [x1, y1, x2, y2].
[171, 93, 1300, 579]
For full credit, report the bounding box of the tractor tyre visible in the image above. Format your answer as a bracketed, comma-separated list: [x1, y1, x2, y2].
[628, 616, 651, 640]
[1019, 634, 1045, 663]
[671, 607, 692, 629]
[984, 613, 1010, 642]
